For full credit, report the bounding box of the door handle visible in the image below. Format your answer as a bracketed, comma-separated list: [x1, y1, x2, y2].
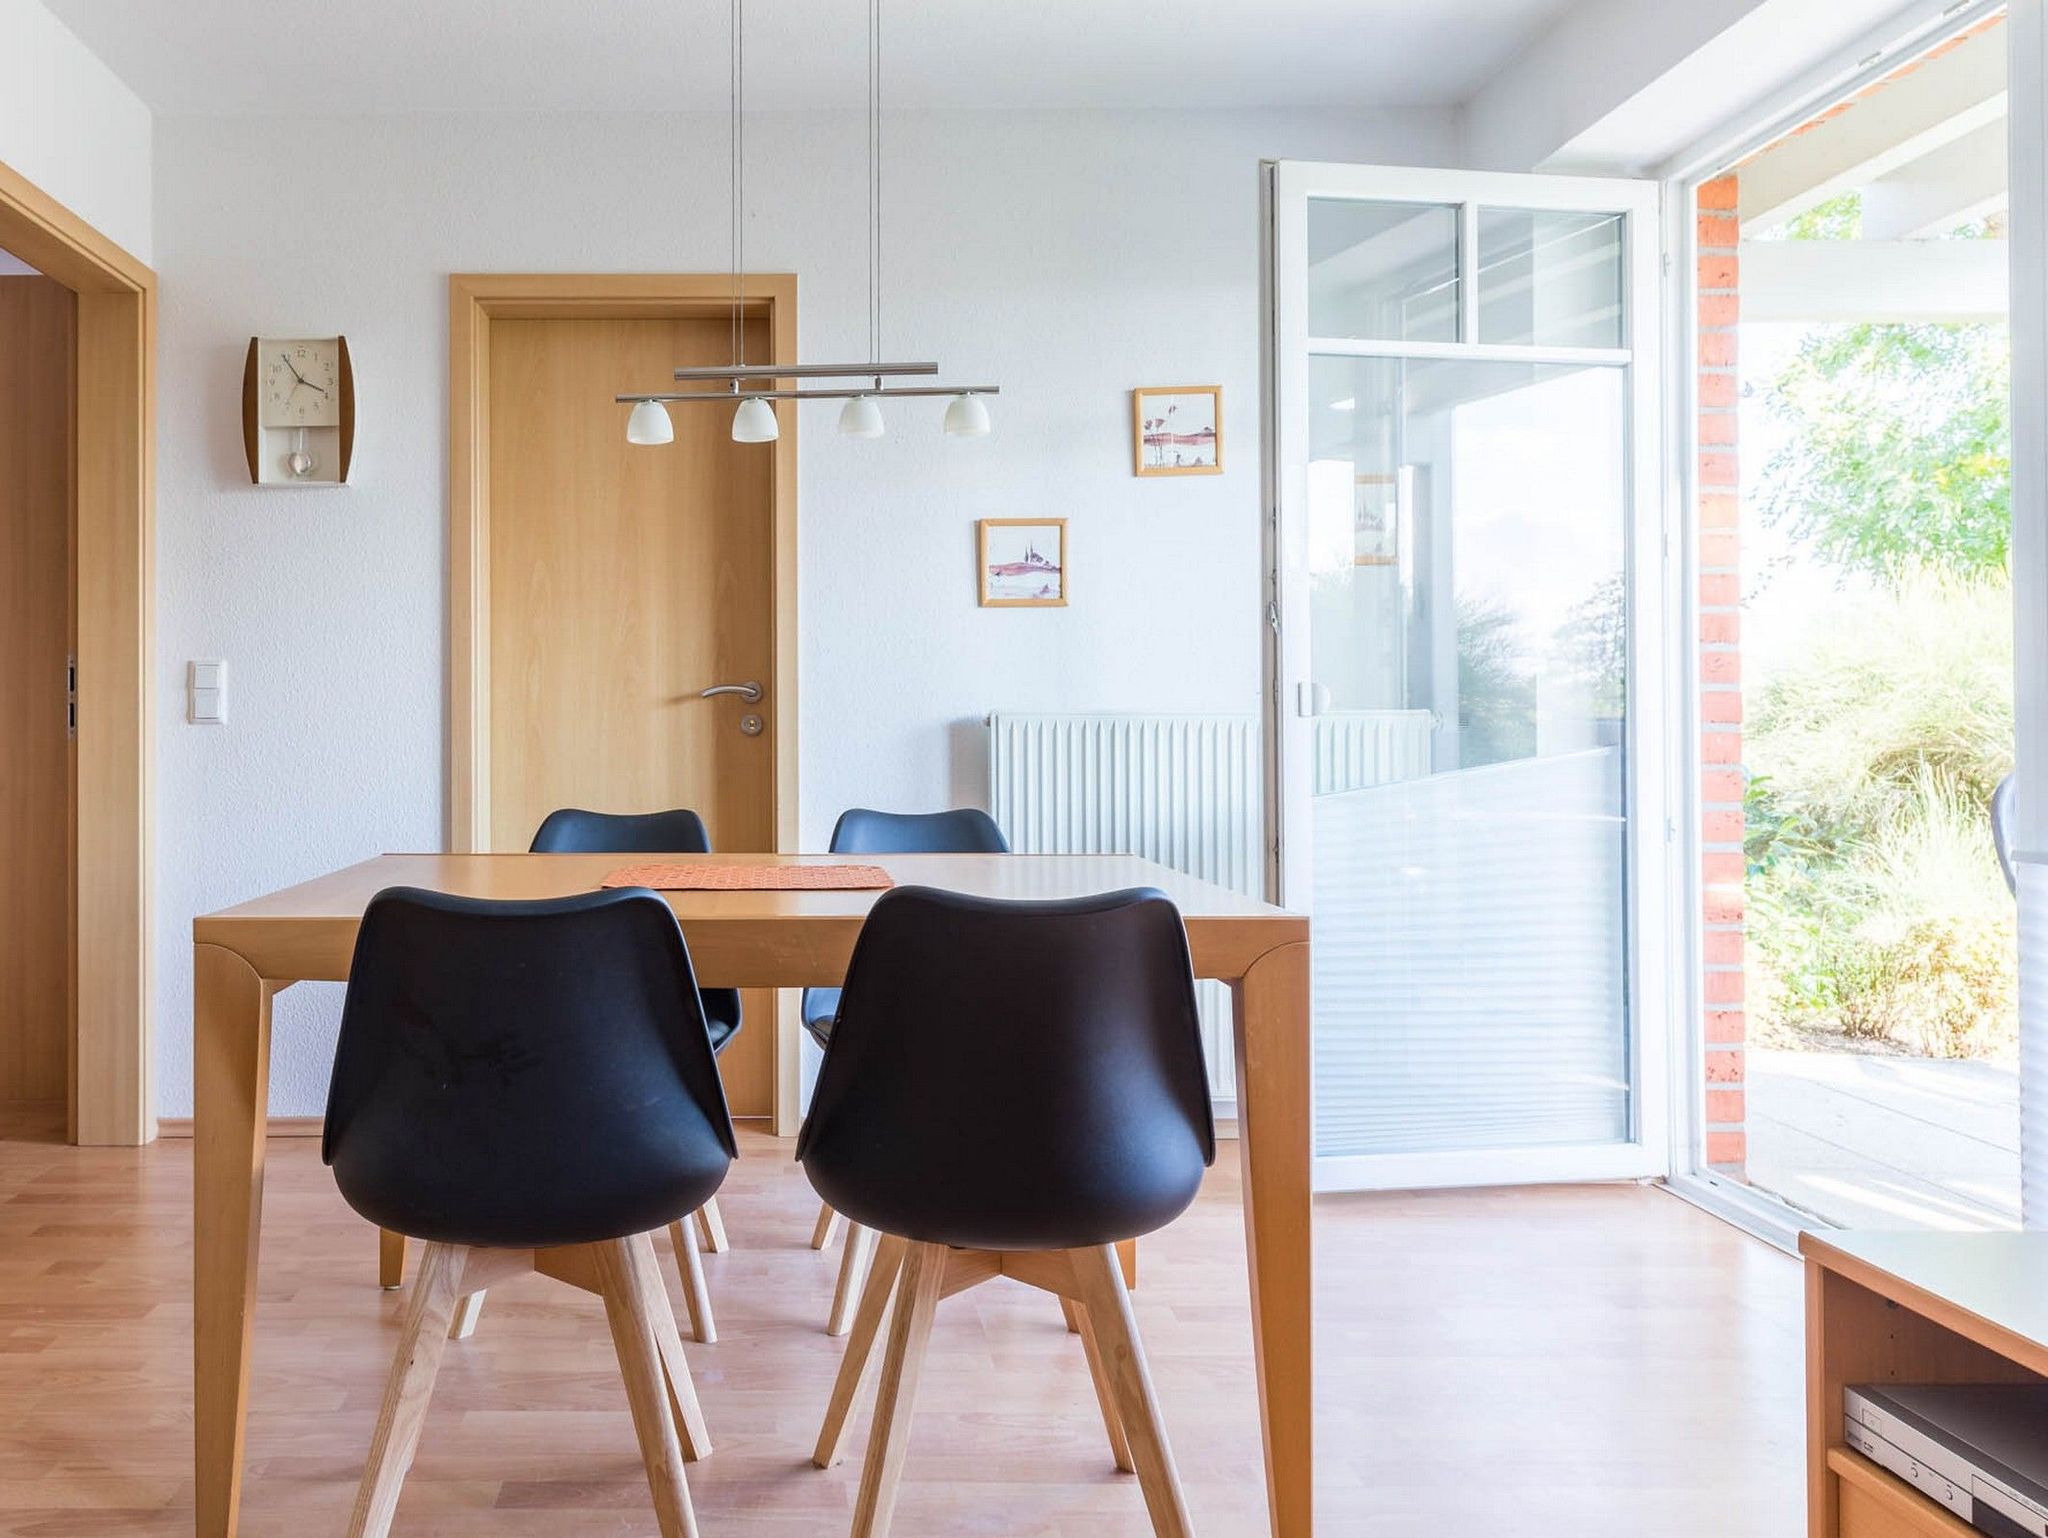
[699, 681, 763, 703]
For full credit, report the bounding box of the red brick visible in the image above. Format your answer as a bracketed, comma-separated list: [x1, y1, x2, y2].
[1704, 851, 1745, 883]
[1701, 729, 1743, 765]
[1700, 611, 1740, 645]
[1699, 492, 1739, 528]
[1704, 929, 1745, 967]
[1705, 1130, 1746, 1166]
[1698, 292, 1739, 328]
[1697, 176, 1739, 212]
[1705, 1009, 1746, 1045]
[1698, 253, 1739, 291]
[1697, 213, 1739, 250]
[1699, 572, 1739, 606]
[1704, 883, 1744, 924]
[1699, 530, 1738, 571]
[1701, 769, 1744, 804]
[1705, 1088, 1746, 1123]
[1698, 372, 1739, 409]
[1704, 1048, 1744, 1084]
[1702, 809, 1745, 845]
[1698, 411, 1738, 446]
[1699, 450, 1738, 487]
[1701, 689, 1743, 725]
[1700, 649, 1740, 687]
[1704, 968, 1746, 1004]
[1700, 331, 1737, 368]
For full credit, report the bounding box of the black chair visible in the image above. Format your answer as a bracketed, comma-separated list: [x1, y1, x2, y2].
[526, 806, 745, 1339]
[798, 806, 1009, 1333]
[324, 886, 735, 1538]
[801, 885, 1211, 1538]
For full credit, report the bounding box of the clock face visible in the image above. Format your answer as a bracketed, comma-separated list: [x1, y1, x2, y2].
[260, 340, 341, 429]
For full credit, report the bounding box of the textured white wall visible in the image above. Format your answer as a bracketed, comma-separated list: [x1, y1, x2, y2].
[0, 0, 151, 261]
[152, 106, 1455, 1117]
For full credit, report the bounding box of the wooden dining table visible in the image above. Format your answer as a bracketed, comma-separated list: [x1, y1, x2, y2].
[191, 851, 1312, 1537]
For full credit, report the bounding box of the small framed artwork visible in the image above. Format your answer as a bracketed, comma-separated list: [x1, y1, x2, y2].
[978, 518, 1068, 608]
[1132, 385, 1222, 476]
[1354, 473, 1399, 565]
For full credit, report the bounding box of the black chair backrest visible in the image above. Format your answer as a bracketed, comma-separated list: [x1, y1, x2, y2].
[828, 806, 1011, 855]
[797, 885, 1212, 1252]
[1994, 772, 2018, 897]
[323, 886, 737, 1250]
[531, 807, 712, 855]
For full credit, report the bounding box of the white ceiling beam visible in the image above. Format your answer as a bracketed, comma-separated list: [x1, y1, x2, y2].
[1862, 117, 2011, 237]
[1737, 25, 2008, 233]
[1738, 237, 2009, 322]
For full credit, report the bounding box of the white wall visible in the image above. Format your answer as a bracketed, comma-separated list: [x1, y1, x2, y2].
[152, 105, 1454, 1117]
[0, 0, 151, 262]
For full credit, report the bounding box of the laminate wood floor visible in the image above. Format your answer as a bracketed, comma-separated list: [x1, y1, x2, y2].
[0, 1121, 1803, 1537]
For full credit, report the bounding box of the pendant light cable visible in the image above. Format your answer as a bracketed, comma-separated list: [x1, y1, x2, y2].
[869, 0, 881, 367]
[730, 0, 743, 371]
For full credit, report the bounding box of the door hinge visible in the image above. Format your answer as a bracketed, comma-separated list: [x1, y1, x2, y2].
[1265, 599, 1280, 633]
[66, 654, 76, 740]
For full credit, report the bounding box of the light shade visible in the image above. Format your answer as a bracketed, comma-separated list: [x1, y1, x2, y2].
[943, 392, 992, 437]
[625, 398, 674, 445]
[838, 394, 886, 438]
[731, 397, 780, 443]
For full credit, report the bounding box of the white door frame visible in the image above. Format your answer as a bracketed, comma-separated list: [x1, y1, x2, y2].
[1649, 0, 2020, 1241]
[1264, 160, 1671, 1192]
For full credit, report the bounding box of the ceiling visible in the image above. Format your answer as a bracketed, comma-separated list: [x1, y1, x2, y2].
[41, 0, 1580, 115]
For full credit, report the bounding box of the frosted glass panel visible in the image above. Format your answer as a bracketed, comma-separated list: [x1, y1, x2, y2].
[1306, 354, 1631, 1158]
[1308, 199, 1459, 344]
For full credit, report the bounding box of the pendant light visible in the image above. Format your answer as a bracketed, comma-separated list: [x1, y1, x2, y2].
[619, 0, 996, 441]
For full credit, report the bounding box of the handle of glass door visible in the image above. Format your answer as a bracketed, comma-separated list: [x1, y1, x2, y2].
[699, 682, 764, 703]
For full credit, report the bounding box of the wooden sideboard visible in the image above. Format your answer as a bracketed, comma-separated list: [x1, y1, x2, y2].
[1804, 1229, 2048, 1537]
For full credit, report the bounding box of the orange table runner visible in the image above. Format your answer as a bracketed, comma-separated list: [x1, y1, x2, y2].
[600, 862, 895, 892]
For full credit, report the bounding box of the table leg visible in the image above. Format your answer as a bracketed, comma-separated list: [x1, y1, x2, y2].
[194, 944, 276, 1538]
[1232, 941, 1312, 1538]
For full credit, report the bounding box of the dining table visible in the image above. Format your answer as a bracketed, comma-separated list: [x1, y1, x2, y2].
[191, 850, 1313, 1537]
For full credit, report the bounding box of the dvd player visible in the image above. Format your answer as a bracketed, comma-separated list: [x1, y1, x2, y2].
[1845, 1384, 2048, 1538]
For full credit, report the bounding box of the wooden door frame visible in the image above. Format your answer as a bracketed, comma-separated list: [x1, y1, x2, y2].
[0, 159, 155, 1146]
[447, 273, 801, 1125]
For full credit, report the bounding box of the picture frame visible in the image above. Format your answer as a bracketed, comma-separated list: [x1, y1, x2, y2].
[978, 518, 1068, 608]
[1132, 385, 1222, 476]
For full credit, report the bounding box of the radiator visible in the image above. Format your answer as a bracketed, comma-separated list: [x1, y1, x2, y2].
[987, 712, 1263, 1107]
[1312, 709, 1434, 796]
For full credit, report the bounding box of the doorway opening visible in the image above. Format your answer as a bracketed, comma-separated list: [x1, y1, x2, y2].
[1690, 11, 2016, 1229]
[0, 160, 154, 1147]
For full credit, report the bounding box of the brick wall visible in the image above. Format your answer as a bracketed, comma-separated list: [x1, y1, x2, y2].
[1697, 173, 1746, 1172]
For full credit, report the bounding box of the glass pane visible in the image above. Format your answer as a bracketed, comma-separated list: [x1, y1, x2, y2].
[1308, 199, 1459, 344]
[1477, 208, 1625, 349]
[1305, 353, 1631, 1158]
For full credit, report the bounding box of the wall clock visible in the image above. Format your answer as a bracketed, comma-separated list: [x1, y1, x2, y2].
[241, 336, 354, 485]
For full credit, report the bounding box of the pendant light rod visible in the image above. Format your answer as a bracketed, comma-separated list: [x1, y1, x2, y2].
[672, 360, 938, 382]
[621, 385, 998, 404]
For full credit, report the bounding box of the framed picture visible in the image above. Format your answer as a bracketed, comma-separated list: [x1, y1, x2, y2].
[978, 518, 1068, 608]
[1354, 473, 1399, 565]
[1132, 386, 1222, 476]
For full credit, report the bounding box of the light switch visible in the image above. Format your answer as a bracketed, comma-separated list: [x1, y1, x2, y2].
[188, 660, 227, 724]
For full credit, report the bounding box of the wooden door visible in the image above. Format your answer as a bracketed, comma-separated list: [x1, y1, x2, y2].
[487, 314, 776, 1115]
[0, 274, 75, 1124]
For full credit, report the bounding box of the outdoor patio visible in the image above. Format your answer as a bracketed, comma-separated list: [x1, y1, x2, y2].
[1745, 1047, 2020, 1231]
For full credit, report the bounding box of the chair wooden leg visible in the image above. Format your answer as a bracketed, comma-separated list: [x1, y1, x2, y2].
[668, 1219, 716, 1344]
[447, 1291, 486, 1341]
[1062, 1298, 1136, 1474]
[346, 1242, 469, 1538]
[593, 1238, 701, 1538]
[693, 1198, 729, 1254]
[813, 1232, 909, 1468]
[810, 1202, 844, 1251]
[827, 1221, 877, 1337]
[1068, 1244, 1193, 1538]
[849, 1240, 946, 1538]
[379, 1227, 406, 1290]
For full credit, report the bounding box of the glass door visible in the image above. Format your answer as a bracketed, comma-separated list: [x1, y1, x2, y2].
[1266, 162, 1671, 1191]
